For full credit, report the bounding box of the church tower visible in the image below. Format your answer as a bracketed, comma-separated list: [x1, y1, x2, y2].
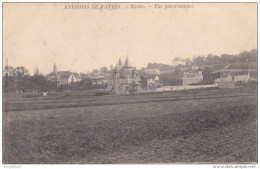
[123, 55, 129, 67]
[5, 57, 8, 69]
[123, 54, 131, 68]
[116, 58, 123, 70]
[119, 58, 122, 66]
[53, 63, 57, 74]
[34, 66, 39, 75]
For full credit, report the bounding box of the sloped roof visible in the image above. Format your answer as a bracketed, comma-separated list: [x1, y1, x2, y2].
[57, 71, 73, 79]
[47, 71, 82, 80]
[233, 71, 250, 76]
[123, 56, 128, 67]
[73, 72, 82, 79]
[220, 73, 231, 78]
[123, 56, 133, 68]
[46, 72, 57, 77]
[147, 74, 158, 79]
[184, 71, 202, 78]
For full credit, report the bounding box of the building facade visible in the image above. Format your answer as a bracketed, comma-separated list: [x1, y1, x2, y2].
[46, 64, 82, 86]
[215, 72, 251, 88]
[108, 56, 142, 94]
[147, 75, 160, 86]
[91, 74, 109, 85]
[233, 73, 250, 82]
[183, 71, 203, 86]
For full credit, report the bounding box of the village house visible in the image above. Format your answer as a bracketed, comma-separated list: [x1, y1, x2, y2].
[215, 73, 235, 88]
[56, 71, 81, 86]
[215, 72, 251, 88]
[215, 72, 251, 83]
[46, 64, 82, 86]
[108, 55, 142, 94]
[183, 71, 203, 86]
[233, 73, 250, 82]
[147, 75, 160, 87]
[215, 73, 233, 82]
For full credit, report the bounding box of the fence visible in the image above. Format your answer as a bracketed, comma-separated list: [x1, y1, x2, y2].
[136, 84, 218, 94]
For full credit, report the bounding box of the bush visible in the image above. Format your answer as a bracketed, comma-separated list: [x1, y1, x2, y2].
[248, 80, 257, 86]
[235, 80, 257, 89]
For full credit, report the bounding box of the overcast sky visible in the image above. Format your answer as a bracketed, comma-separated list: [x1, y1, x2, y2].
[3, 3, 257, 75]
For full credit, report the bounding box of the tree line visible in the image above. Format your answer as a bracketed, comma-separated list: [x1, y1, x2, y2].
[146, 49, 257, 69]
[190, 49, 257, 66]
[2, 73, 106, 93]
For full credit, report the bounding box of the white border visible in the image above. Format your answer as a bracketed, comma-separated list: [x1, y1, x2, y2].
[0, 1, 258, 169]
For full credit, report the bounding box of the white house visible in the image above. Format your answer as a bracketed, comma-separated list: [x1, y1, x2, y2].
[183, 71, 203, 86]
[147, 75, 160, 86]
[57, 72, 81, 86]
[91, 74, 109, 85]
[46, 64, 82, 86]
[234, 73, 250, 82]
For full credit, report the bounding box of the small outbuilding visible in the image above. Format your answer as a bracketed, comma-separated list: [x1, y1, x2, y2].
[42, 92, 48, 97]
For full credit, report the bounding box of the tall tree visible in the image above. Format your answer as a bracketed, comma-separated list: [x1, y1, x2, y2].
[139, 75, 148, 88]
[91, 69, 99, 75]
[100, 66, 108, 74]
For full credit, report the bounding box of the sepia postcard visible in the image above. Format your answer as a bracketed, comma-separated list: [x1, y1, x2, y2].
[2, 2, 258, 166]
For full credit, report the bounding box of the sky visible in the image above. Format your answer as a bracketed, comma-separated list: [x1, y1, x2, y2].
[3, 3, 257, 75]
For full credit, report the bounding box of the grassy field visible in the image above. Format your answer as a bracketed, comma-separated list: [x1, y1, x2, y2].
[3, 88, 258, 164]
[3, 88, 257, 112]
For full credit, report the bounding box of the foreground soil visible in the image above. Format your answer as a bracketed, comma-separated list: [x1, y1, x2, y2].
[3, 88, 257, 164]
